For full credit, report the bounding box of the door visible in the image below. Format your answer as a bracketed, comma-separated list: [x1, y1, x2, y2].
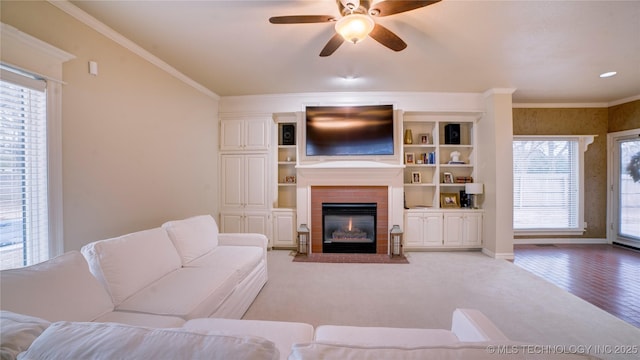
[610, 130, 640, 247]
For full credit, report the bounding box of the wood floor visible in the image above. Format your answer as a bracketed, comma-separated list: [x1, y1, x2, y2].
[513, 244, 640, 328]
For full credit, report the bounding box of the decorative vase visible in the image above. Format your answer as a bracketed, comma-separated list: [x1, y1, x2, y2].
[404, 129, 413, 144]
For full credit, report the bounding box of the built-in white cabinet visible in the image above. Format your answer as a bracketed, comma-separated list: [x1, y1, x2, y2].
[404, 210, 482, 249]
[443, 211, 483, 247]
[220, 154, 268, 209]
[220, 117, 269, 151]
[220, 211, 270, 236]
[405, 210, 443, 247]
[272, 209, 296, 248]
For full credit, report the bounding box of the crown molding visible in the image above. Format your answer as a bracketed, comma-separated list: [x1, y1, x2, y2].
[47, 0, 219, 100]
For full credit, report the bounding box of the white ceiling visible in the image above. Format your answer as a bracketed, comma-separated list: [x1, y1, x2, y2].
[69, 0, 640, 104]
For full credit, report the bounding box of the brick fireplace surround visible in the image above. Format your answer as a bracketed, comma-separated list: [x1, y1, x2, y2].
[310, 186, 388, 254]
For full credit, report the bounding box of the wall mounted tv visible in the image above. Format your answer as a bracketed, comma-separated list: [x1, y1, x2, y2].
[305, 105, 395, 157]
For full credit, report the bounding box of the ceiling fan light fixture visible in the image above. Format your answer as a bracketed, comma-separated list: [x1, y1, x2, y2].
[335, 14, 375, 44]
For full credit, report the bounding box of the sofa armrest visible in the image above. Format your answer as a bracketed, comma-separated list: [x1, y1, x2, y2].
[451, 308, 510, 342]
[218, 233, 268, 249]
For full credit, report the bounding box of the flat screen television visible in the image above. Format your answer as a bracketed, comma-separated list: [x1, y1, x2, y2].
[305, 105, 395, 156]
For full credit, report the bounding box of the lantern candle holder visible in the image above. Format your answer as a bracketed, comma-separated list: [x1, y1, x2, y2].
[297, 224, 310, 255]
[390, 225, 403, 258]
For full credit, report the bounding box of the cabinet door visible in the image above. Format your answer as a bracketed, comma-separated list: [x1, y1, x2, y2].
[423, 214, 444, 246]
[244, 118, 269, 151]
[220, 212, 244, 233]
[404, 213, 424, 247]
[462, 213, 483, 246]
[220, 155, 244, 208]
[220, 120, 244, 150]
[245, 154, 268, 208]
[245, 211, 269, 236]
[273, 211, 296, 248]
[443, 213, 464, 245]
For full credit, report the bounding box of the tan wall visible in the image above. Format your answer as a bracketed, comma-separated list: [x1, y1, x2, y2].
[1, 1, 219, 251]
[608, 100, 640, 133]
[512, 108, 608, 239]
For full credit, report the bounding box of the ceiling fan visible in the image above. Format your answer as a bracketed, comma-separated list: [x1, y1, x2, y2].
[269, 0, 441, 57]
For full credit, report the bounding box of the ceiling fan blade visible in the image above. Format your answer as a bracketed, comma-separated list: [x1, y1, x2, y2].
[319, 33, 345, 57]
[370, 0, 440, 17]
[369, 23, 407, 51]
[269, 15, 336, 24]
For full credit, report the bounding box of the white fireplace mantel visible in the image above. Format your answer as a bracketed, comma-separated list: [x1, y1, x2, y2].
[295, 161, 405, 242]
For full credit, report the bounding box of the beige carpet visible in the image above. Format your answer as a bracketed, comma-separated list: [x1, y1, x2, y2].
[243, 250, 639, 360]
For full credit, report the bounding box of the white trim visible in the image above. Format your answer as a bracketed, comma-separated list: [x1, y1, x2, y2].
[1, 23, 75, 64]
[47, 0, 220, 100]
[512, 103, 608, 109]
[481, 248, 514, 260]
[513, 94, 640, 109]
[47, 81, 64, 257]
[514, 238, 608, 245]
[608, 94, 640, 107]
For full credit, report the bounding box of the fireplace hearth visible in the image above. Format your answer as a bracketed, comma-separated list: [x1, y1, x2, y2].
[322, 203, 376, 253]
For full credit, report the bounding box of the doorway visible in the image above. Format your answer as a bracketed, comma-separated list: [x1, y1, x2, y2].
[608, 129, 640, 248]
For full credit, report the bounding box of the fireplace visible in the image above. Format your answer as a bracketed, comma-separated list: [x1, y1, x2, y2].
[322, 203, 377, 253]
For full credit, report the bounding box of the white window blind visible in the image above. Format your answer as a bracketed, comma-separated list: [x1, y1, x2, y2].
[0, 68, 49, 270]
[513, 138, 580, 231]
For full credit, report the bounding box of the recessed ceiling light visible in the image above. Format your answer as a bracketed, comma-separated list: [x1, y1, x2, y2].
[599, 71, 617, 78]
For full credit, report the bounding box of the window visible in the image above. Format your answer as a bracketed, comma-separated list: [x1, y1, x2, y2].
[0, 68, 49, 270]
[513, 136, 594, 235]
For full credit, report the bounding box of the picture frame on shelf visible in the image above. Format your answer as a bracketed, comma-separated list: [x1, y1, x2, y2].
[443, 172, 454, 184]
[420, 134, 431, 144]
[440, 193, 460, 208]
[405, 153, 415, 164]
[411, 172, 421, 184]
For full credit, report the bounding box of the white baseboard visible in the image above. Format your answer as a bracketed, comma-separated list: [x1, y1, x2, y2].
[482, 248, 514, 260]
[513, 238, 608, 245]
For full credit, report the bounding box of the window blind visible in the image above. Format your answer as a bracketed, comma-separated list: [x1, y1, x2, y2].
[0, 69, 49, 270]
[513, 139, 579, 230]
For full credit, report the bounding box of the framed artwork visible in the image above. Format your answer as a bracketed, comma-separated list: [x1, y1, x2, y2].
[440, 193, 460, 208]
[443, 172, 454, 184]
[420, 133, 431, 144]
[411, 172, 421, 184]
[405, 153, 415, 164]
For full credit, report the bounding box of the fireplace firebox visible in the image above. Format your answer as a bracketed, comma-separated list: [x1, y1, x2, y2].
[322, 203, 377, 253]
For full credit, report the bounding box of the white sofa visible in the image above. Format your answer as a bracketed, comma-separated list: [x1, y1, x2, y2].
[1, 215, 267, 326]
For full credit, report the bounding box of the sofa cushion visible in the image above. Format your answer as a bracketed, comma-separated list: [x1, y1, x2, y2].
[314, 325, 460, 347]
[184, 246, 263, 280]
[19, 321, 279, 360]
[115, 267, 240, 320]
[94, 311, 185, 328]
[0, 311, 50, 360]
[288, 343, 602, 360]
[81, 227, 182, 306]
[162, 215, 219, 265]
[0, 251, 114, 322]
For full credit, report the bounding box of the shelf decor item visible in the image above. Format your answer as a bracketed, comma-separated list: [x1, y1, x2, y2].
[404, 129, 413, 144]
[405, 153, 415, 164]
[465, 183, 484, 209]
[411, 172, 421, 184]
[420, 133, 431, 144]
[443, 172, 454, 184]
[440, 193, 460, 208]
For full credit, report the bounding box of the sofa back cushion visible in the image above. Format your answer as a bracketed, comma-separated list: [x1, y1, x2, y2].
[20, 321, 279, 360]
[0, 251, 114, 322]
[162, 215, 219, 265]
[81, 227, 181, 306]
